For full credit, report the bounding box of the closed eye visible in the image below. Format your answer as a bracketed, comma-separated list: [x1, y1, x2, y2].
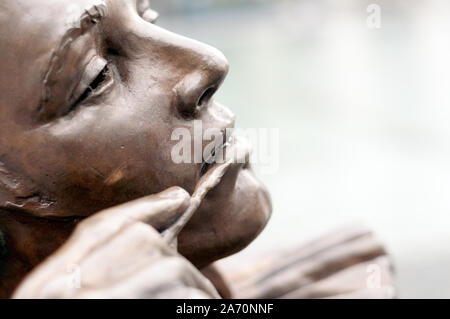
[67, 59, 114, 115]
[74, 65, 110, 105]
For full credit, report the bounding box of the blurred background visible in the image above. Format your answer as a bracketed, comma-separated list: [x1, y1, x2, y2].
[151, 0, 450, 298]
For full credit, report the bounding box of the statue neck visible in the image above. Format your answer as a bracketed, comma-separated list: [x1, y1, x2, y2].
[0, 209, 78, 298]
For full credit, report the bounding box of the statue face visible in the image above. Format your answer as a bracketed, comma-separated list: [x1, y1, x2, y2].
[0, 0, 271, 267]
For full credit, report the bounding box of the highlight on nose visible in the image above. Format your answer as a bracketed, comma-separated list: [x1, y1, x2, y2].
[174, 50, 229, 118]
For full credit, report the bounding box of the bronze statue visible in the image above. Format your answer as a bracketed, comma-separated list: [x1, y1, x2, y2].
[0, 0, 395, 299]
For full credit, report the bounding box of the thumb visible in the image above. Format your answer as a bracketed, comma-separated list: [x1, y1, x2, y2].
[78, 186, 191, 233]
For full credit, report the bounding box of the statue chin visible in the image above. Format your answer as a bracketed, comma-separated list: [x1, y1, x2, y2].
[178, 166, 272, 268]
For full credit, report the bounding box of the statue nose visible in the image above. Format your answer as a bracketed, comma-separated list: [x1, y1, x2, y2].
[174, 48, 229, 117]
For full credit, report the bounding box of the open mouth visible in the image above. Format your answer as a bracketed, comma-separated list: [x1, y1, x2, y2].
[163, 135, 253, 244]
[200, 135, 232, 178]
[199, 134, 251, 178]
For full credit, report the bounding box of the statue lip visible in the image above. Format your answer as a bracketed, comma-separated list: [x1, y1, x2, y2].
[176, 135, 271, 267]
[163, 135, 253, 244]
[199, 134, 251, 179]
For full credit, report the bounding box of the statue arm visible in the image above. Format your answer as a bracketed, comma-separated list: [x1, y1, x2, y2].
[216, 226, 396, 299]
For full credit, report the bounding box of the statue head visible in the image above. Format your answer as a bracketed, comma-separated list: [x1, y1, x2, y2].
[0, 0, 271, 274]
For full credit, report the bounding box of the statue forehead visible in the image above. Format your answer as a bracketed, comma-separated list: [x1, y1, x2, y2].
[0, 0, 113, 121]
[0, 0, 144, 74]
[1, 0, 108, 35]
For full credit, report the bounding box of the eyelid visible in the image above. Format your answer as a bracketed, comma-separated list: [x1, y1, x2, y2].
[71, 56, 107, 102]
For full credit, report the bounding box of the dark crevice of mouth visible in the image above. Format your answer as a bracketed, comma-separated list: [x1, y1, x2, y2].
[200, 161, 213, 178]
[200, 148, 217, 178]
[199, 133, 232, 178]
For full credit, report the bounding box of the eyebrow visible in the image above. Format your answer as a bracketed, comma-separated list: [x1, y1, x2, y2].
[38, 1, 108, 119]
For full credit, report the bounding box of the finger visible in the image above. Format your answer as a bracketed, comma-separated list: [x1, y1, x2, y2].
[13, 188, 190, 297]
[280, 256, 396, 299]
[161, 160, 232, 244]
[66, 187, 190, 265]
[227, 228, 389, 299]
[324, 287, 396, 299]
[76, 222, 177, 288]
[14, 223, 219, 299]
[74, 287, 214, 299]
[76, 186, 190, 237]
[73, 255, 219, 299]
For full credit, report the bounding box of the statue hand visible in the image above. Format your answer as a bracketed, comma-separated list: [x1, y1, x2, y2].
[13, 187, 219, 299]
